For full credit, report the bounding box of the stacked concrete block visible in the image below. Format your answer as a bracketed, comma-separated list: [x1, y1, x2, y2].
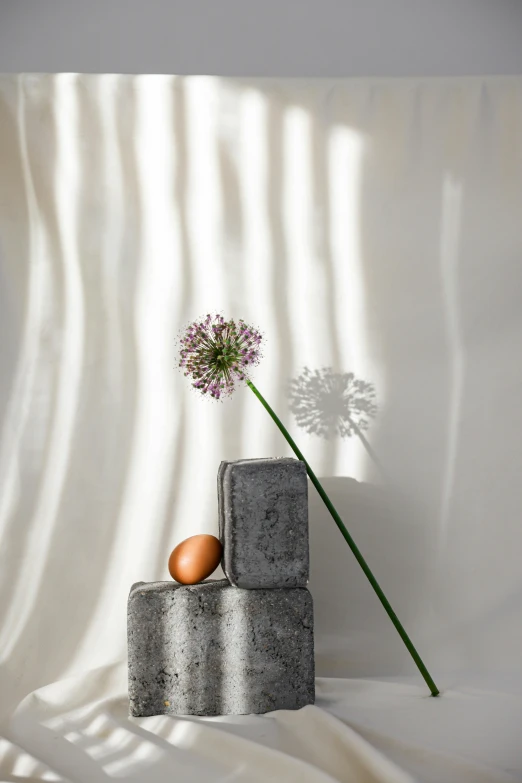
[128, 578, 314, 717]
[218, 458, 309, 588]
[128, 457, 314, 716]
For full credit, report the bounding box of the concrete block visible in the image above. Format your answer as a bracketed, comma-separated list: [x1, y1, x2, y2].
[128, 579, 314, 717]
[218, 457, 309, 588]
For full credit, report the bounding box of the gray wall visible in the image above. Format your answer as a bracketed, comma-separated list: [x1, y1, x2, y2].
[1, 0, 522, 76]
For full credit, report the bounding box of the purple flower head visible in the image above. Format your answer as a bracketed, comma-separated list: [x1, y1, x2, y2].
[176, 312, 264, 402]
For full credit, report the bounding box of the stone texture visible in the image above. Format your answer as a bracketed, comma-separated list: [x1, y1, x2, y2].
[128, 579, 314, 717]
[218, 457, 309, 589]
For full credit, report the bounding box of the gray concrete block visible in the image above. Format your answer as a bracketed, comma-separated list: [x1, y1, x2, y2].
[128, 579, 314, 717]
[218, 457, 309, 588]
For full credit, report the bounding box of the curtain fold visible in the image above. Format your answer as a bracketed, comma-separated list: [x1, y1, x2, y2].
[1, 74, 522, 781]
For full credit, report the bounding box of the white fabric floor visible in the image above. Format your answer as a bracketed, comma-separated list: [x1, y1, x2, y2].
[2, 666, 522, 782]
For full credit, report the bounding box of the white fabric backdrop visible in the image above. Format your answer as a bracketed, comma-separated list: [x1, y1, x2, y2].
[1, 74, 522, 781]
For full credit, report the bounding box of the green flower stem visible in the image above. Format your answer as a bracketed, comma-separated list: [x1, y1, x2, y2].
[246, 379, 440, 698]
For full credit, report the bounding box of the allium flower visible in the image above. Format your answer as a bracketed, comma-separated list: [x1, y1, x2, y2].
[288, 366, 378, 439]
[175, 313, 440, 697]
[176, 312, 263, 400]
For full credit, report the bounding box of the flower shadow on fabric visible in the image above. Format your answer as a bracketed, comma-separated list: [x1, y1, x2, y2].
[287, 366, 377, 440]
[286, 367, 387, 479]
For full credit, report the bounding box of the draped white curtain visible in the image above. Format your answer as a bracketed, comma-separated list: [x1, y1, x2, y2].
[1, 74, 522, 782]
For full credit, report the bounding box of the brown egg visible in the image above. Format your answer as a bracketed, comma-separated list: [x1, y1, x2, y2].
[168, 534, 223, 584]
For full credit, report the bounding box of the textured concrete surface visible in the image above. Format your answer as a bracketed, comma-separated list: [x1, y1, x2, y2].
[128, 579, 314, 717]
[218, 458, 309, 588]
